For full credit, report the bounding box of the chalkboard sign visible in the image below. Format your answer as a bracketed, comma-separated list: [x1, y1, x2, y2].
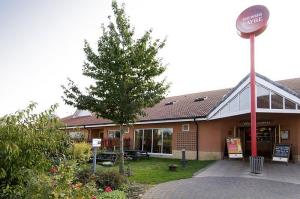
[272, 144, 290, 163]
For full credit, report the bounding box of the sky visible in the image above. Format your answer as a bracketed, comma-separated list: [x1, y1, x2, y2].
[1, 0, 300, 118]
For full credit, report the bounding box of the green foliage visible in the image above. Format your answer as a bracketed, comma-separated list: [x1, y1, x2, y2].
[94, 170, 127, 190]
[72, 142, 92, 163]
[98, 190, 126, 199]
[77, 168, 127, 190]
[76, 167, 93, 185]
[62, 1, 168, 124]
[25, 161, 98, 199]
[62, 0, 169, 175]
[0, 103, 72, 198]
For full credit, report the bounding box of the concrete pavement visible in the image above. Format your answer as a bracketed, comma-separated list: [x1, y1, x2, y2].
[194, 159, 300, 184]
[143, 177, 300, 199]
[143, 160, 300, 199]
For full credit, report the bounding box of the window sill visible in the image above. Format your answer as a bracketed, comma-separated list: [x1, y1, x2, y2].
[148, 153, 173, 156]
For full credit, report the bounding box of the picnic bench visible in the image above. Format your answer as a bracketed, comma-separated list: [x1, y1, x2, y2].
[96, 152, 117, 165]
[125, 150, 150, 160]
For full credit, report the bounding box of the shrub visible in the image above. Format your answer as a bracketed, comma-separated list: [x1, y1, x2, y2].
[72, 142, 92, 162]
[0, 103, 72, 198]
[98, 190, 126, 199]
[77, 169, 128, 191]
[76, 168, 93, 185]
[25, 161, 98, 199]
[94, 171, 127, 190]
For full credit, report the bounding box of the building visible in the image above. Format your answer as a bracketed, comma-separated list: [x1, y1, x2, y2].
[61, 73, 300, 161]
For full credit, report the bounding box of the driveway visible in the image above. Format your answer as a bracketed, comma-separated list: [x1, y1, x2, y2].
[143, 160, 300, 199]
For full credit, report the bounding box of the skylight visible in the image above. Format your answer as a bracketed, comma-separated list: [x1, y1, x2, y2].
[165, 101, 176, 105]
[194, 96, 207, 102]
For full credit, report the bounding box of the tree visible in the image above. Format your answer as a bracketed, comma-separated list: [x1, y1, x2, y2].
[0, 103, 72, 198]
[62, 1, 169, 174]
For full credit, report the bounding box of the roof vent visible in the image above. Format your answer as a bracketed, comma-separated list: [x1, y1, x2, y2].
[165, 101, 176, 106]
[194, 96, 207, 102]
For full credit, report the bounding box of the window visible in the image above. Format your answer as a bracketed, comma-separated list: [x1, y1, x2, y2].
[143, 129, 152, 152]
[182, 124, 189, 132]
[165, 101, 176, 105]
[162, 128, 172, 154]
[108, 130, 120, 139]
[239, 86, 250, 110]
[220, 103, 230, 115]
[194, 96, 207, 102]
[285, 98, 296, 109]
[257, 84, 270, 109]
[69, 131, 84, 140]
[152, 129, 162, 153]
[271, 92, 283, 109]
[229, 95, 239, 112]
[134, 128, 173, 154]
[135, 130, 143, 150]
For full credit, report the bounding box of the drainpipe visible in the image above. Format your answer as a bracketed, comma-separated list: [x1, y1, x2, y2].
[194, 118, 199, 160]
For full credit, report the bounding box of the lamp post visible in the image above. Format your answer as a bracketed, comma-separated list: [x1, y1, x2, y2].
[236, 5, 269, 173]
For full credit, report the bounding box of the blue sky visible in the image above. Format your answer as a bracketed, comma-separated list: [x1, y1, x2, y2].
[1, 0, 300, 117]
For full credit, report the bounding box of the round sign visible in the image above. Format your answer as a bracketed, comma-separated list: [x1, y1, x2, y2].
[236, 5, 269, 38]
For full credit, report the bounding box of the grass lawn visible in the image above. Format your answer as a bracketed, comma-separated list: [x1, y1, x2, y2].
[87, 158, 214, 185]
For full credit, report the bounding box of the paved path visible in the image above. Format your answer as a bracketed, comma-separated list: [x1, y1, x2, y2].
[143, 160, 300, 199]
[143, 176, 300, 199]
[194, 160, 300, 184]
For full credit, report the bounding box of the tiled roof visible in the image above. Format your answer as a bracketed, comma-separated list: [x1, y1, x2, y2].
[61, 74, 300, 127]
[277, 77, 300, 97]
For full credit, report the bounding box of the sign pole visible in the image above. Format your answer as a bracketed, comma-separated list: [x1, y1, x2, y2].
[92, 138, 101, 173]
[93, 147, 97, 173]
[236, 5, 269, 158]
[250, 34, 257, 157]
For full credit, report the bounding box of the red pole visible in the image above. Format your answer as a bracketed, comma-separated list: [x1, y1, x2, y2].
[250, 34, 257, 157]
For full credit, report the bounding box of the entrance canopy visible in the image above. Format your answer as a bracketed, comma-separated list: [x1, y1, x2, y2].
[208, 73, 300, 120]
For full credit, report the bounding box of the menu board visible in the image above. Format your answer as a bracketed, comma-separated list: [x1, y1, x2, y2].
[226, 137, 243, 158]
[272, 144, 290, 163]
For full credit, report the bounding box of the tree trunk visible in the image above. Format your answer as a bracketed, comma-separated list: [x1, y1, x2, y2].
[119, 125, 125, 175]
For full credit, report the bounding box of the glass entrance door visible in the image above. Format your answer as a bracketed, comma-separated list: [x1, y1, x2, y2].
[240, 126, 275, 158]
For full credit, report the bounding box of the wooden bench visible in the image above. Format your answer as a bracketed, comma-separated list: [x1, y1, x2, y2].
[125, 150, 149, 160]
[96, 152, 117, 165]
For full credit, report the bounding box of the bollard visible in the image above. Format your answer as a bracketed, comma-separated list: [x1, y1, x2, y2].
[181, 149, 187, 168]
[93, 147, 97, 173]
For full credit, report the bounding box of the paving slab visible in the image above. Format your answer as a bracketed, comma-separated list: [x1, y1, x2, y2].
[194, 159, 300, 184]
[143, 160, 300, 199]
[143, 176, 300, 199]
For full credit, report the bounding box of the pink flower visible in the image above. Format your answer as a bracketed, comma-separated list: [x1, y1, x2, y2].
[91, 196, 97, 199]
[104, 186, 112, 192]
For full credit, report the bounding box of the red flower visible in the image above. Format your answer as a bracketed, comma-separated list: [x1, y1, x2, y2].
[104, 186, 112, 192]
[91, 196, 96, 199]
[49, 165, 58, 174]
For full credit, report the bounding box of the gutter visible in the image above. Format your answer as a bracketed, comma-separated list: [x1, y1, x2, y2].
[194, 118, 199, 160]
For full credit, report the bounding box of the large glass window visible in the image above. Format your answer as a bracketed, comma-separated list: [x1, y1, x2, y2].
[134, 128, 172, 154]
[229, 95, 239, 112]
[285, 99, 296, 109]
[239, 86, 250, 110]
[257, 85, 270, 108]
[108, 130, 120, 139]
[220, 103, 229, 115]
[134, 130, 143, 150]
[152, 129, 162, 153]
[143, 129, 152, 152]
[271, 92, 283, 109]
[162, 128, 172, 154]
